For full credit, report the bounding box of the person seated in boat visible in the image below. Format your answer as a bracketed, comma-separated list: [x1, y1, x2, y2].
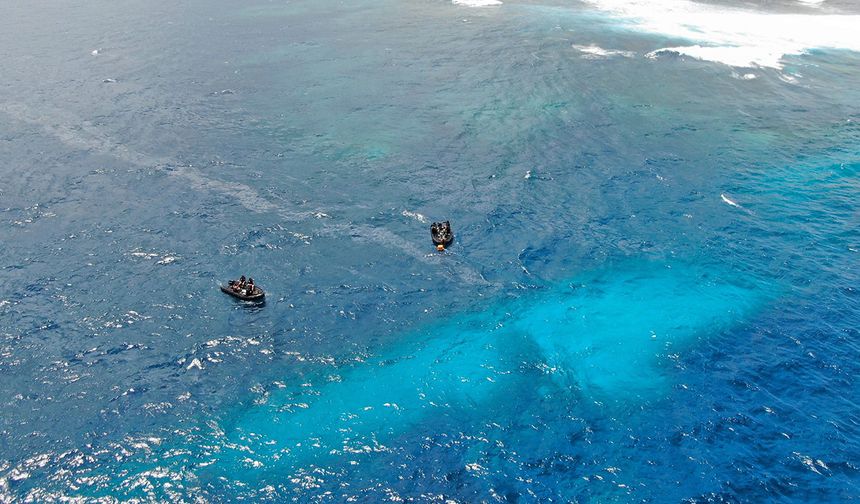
[232, 275, 246, 292]
[246, 278, 255, 295]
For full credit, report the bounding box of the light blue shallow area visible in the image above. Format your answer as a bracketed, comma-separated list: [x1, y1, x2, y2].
[230, 260, 769, 468]
[1, 0, 859, 502]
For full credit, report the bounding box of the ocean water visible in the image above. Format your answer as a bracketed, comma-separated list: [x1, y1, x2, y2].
[1, 0, 858, 502]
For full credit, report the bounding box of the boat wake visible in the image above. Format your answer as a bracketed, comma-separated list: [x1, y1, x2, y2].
[0, 101, 490, 286]
[401, 209, 428, 223]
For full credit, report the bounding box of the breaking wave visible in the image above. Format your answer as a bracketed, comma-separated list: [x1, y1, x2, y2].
[584, 0, 860, 68]
[452, 0, 502, 7]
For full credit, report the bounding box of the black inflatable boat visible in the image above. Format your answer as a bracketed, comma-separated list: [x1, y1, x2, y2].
[431, 221, 453, 248]
[221, 282, 265, 301]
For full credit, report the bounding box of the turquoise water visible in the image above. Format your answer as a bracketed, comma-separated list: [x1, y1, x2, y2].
[1, 0, 859, 501]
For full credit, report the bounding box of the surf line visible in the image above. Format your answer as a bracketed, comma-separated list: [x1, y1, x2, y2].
[0, 101, 491, 285]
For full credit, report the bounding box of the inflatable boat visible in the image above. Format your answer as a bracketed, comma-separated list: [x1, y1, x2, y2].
[431, 221, 453, 248]
[221, 282, 265, 301]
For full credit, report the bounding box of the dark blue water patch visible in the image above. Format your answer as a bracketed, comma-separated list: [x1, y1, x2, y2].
[666, 299, 860, 501]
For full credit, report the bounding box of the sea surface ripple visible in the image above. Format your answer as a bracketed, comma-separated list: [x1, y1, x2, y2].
[1, 0, 858, 502]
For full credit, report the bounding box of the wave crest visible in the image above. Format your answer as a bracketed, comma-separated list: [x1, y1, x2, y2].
[452, 0, 502, 7]
[585, 0, 860, 69]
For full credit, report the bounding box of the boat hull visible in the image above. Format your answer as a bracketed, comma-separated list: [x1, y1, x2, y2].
[221, 285, 265, 301]
[430, 222, 454, 247]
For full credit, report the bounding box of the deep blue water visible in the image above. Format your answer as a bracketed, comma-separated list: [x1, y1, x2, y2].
[1, 0, 859, 502]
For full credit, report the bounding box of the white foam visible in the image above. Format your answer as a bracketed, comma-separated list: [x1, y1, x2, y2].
[572, 44, 635, 58]
[453, 0, 501, 6]
[129, 251, 159, 259]
[779, 73, 799, 84]
[731, 71, 757, 80]
[720, 193, 742, 208]
[401, 209, 428, 223]
[584, 0, 860, 68]
[647, 45, 786, 69]
[157, 256, 178, 265]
